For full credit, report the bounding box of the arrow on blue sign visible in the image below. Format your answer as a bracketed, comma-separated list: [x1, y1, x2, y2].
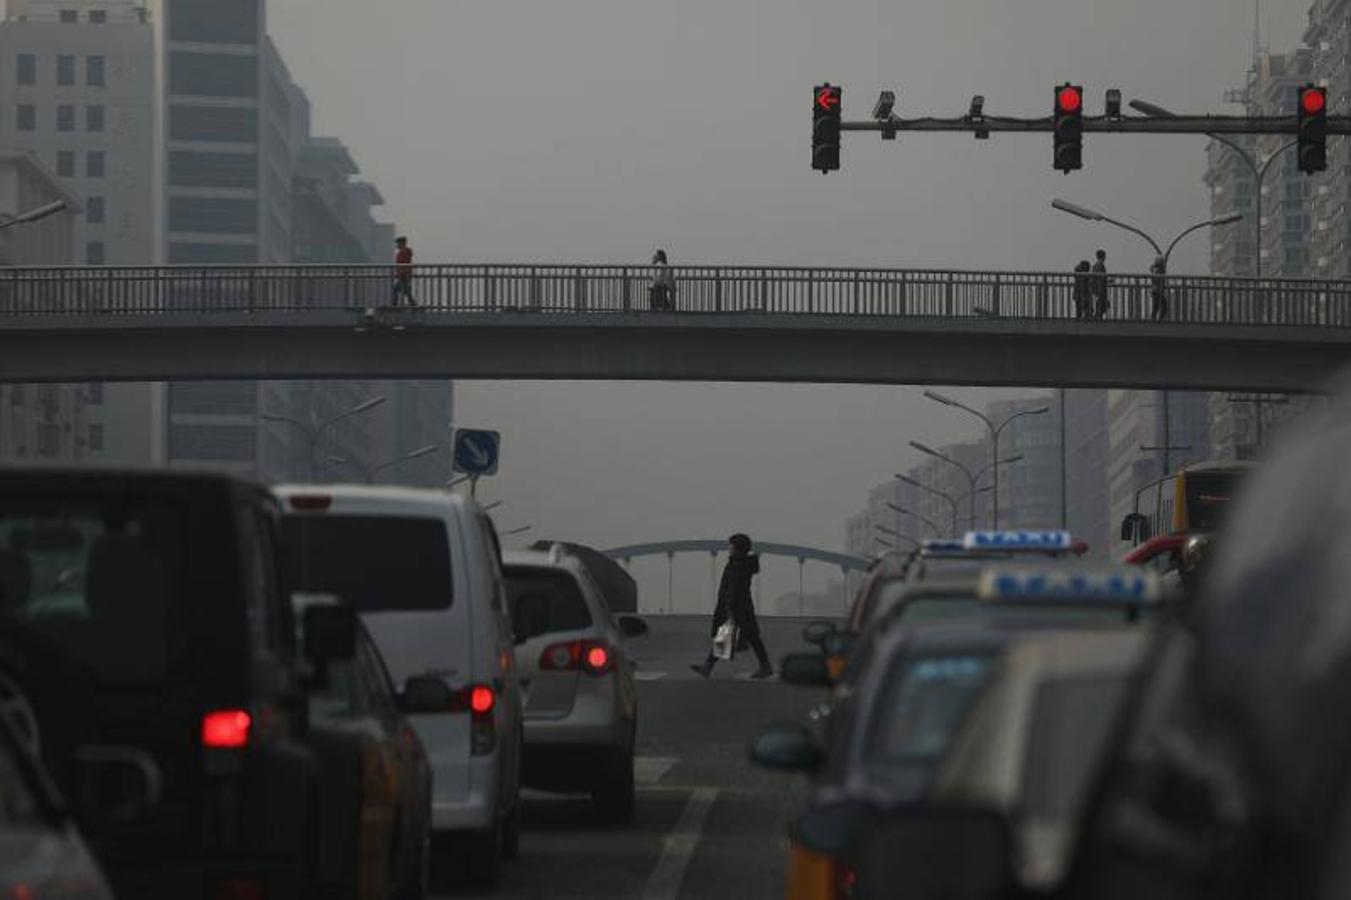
[452, 429, 501, 476]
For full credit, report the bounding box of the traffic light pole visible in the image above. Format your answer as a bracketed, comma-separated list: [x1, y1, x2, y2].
[840, 115, 1351, 136]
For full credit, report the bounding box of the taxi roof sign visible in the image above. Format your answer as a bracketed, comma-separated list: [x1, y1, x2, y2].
[977, 568, 1162, 606]
[963, 530, 1073, 552]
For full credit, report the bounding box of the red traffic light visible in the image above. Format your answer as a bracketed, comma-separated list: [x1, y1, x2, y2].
[816, 87, 841, 111]
[1302, 86, 1327, 116]
[1057, 86, 1083, 114]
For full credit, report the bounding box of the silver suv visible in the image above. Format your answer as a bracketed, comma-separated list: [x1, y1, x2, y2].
[502, 546, 648, 823]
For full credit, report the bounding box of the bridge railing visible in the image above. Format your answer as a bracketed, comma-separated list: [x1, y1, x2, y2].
[0, 264, 1348, 328]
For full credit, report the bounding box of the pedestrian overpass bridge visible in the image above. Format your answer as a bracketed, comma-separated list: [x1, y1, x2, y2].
[1, 263, 1349, 391]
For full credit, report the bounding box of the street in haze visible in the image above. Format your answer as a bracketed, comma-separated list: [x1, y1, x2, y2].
[456, 618, 817, 900]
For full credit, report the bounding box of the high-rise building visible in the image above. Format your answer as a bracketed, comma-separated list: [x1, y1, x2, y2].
[1305, 0, 1351, 280]
[0, 0, 163, 467]
[0, 147, 87, 463]
[1063, 389, 1111, 556]
[988, 396, 1060, 532]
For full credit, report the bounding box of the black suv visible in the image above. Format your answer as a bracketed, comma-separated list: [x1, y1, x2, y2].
[0, 469, 351, 899]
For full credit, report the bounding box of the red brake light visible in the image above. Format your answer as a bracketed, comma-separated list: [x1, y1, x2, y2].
[540, 641, 582, 670]
[584, 644, 611, 673]
[202, 710, 251, 749]
[288, 494, 332, 511]
[470, 685, 494, 715]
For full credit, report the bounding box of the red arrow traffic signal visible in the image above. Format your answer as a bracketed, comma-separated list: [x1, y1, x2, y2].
[816, 88, 840, 111]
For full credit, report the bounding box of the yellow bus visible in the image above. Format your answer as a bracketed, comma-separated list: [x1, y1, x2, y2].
[1121, 461, 1251, 546]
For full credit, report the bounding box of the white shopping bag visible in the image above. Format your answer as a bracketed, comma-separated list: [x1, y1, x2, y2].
[711, 619, 738, 660]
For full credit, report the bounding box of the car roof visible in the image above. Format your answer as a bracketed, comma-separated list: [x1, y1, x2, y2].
[274, 483, 476, 516]
[0, 465, 259, 494]
[501, 548, 585, 575]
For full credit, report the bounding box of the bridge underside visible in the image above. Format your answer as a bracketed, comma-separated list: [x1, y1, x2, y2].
[2, 312, 1347, 391]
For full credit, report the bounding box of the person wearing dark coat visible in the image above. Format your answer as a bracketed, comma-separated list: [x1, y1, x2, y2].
[691, 533, 773, 679]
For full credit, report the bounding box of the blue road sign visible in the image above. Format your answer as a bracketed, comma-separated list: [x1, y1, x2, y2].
[453, 429, 501, 476]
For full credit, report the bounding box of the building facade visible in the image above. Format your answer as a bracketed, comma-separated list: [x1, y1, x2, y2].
[1305, 0, 1351, 280]
[1063, 389, 1111, 556]
[988, 396, 1060, 532]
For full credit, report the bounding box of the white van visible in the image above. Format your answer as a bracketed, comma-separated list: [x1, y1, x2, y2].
[275, 485, 522, 889]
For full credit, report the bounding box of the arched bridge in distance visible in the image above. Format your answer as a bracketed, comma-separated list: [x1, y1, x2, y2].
[602, 539, 873, 616]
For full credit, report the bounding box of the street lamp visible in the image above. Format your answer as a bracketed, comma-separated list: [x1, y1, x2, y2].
[910, 440, 979, 530]
[482, 500, 503, 512]
[262, 394, 387, 481]
[921, 392, 1049, 529]
[894, 473, 960, 537]
[500, 524, 532, 537]
[1132, 98, 1294, 280]
[326, 444, 439, 484]
[0, 199, 68, 230]
[886, 502, 946, 539]
[1051, 198, 1243, 272]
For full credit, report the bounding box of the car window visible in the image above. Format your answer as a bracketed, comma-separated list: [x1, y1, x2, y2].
[284, 515, 453, 612]
[356, 631, 398, 718]
[0, 502, 184, 686]
[504, 566, 593, 636]
[867, 653, 995, 762]
[1021, 674, 1129, 822]
[893, 596, 983, 625]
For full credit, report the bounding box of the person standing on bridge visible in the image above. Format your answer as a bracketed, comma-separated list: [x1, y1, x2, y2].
[1150, 255, 1170, 322]
[649, 249, 676, 311]
[1091, 249, 1109, 319]
[691, 533, 774, 680]
[1073, 259, 1092, 320]
[392, 236, 417, 308]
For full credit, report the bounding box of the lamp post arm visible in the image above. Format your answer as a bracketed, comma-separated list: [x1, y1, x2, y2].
[1099, 213, 1164, 258]
[1164, 220, 1219, 269]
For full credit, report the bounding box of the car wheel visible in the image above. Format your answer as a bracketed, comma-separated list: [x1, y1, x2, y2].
[465, 823, 503, 888]
[592, 747, 636, 825]
[502, 802, 521, 861]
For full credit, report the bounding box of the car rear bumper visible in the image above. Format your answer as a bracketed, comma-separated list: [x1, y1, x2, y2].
[430, 755, 502, 831]
[522, 742, 624, 791]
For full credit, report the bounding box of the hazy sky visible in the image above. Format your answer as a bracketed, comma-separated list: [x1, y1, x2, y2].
[266, 0, 1313, 610]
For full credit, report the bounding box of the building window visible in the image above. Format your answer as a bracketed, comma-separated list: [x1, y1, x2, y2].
[56, 54, 74, 86]
[168, 52, 258, 98]
[169, 105, 259, 142]
[16, 53, 36, 85]
[86, 104, 104, 132]
[88, 10, 107, 23]
[86, 383, 103, 405]
[86, 241, 105, 265]
[59, 9, 77, 22]
[86, 196, 105, 224]
[57, 151, 75, 177]
[86, 151, 105, 178]
[57, 104, 75, 132]
[169, 197, 257, 234]
[88, 423, 104, 450]
[86, 55, 105, 87]
[16, 104, 35, 131]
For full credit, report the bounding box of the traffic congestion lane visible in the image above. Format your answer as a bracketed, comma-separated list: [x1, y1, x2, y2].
[451, 616, 823, 900]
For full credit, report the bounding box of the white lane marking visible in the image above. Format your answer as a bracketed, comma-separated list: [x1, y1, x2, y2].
[635, 756, 678, 786]
[635, 670, 668, 682]
[641, 787, 719, 900]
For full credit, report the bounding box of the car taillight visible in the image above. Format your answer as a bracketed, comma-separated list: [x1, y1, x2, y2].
[583, 643, 612, 674]
[470, 685, 495, 715]
[201, 710, 251, 749]
[288, 494, 332, 511]
[540, 640, 613, 676]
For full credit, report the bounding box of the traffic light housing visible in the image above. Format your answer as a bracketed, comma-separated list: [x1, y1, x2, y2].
[1298, 84, 1328, 175]
[813, 84, 842, 173]
[1053, 84, 1084, 173]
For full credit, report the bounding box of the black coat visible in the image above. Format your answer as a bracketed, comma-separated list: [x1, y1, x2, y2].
[711, 554, 761, 641]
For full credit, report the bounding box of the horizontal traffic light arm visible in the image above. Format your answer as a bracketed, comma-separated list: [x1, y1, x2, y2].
[842, 114, 1351, 136]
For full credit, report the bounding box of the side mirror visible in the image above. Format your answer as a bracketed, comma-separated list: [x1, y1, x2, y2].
[71, 746, 163, 826]
[802, 620, 836, 647]
[780, 653, 832, 688]
[303, 602, 357, 665]
[618, 615, 649, 638]
[1120, 513, 1150, 543]
[792, 799, 881, 856]
[844, 807, 1014, 900]
[399, 674, 454, 715]
[748, 724, 823, 772]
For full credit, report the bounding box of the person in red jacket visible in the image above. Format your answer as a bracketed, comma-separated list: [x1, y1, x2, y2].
[392, 236, 416, 307]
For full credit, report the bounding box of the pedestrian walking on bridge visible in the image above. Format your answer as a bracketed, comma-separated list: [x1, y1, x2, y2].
[691, 533, 774, 679]
[392, 236, 417, 307]
[1072, 259, 1092, 319]
[1150, 255, 1170, 322]
[1091, 249, 1109, 319]
[649, 249, 676, 311]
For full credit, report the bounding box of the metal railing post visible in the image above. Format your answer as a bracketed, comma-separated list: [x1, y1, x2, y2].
[623, 268, 631, 312]
[945, 273, 954, 317]
[574, 267, 584, 312]
[759, 269, 768, 312]
[715, 269, 723, 313]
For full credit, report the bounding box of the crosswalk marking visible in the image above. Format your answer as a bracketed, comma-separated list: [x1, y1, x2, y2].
[635, 670, 668, 682]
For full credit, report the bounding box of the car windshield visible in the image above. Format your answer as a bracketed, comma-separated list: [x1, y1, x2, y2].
[1021, 674, 1130, 822]
[868, 652, 996, 763]
[284, 515, 452, 612]
[0, 503, 184, 686]
[504, 566, 593, 636]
